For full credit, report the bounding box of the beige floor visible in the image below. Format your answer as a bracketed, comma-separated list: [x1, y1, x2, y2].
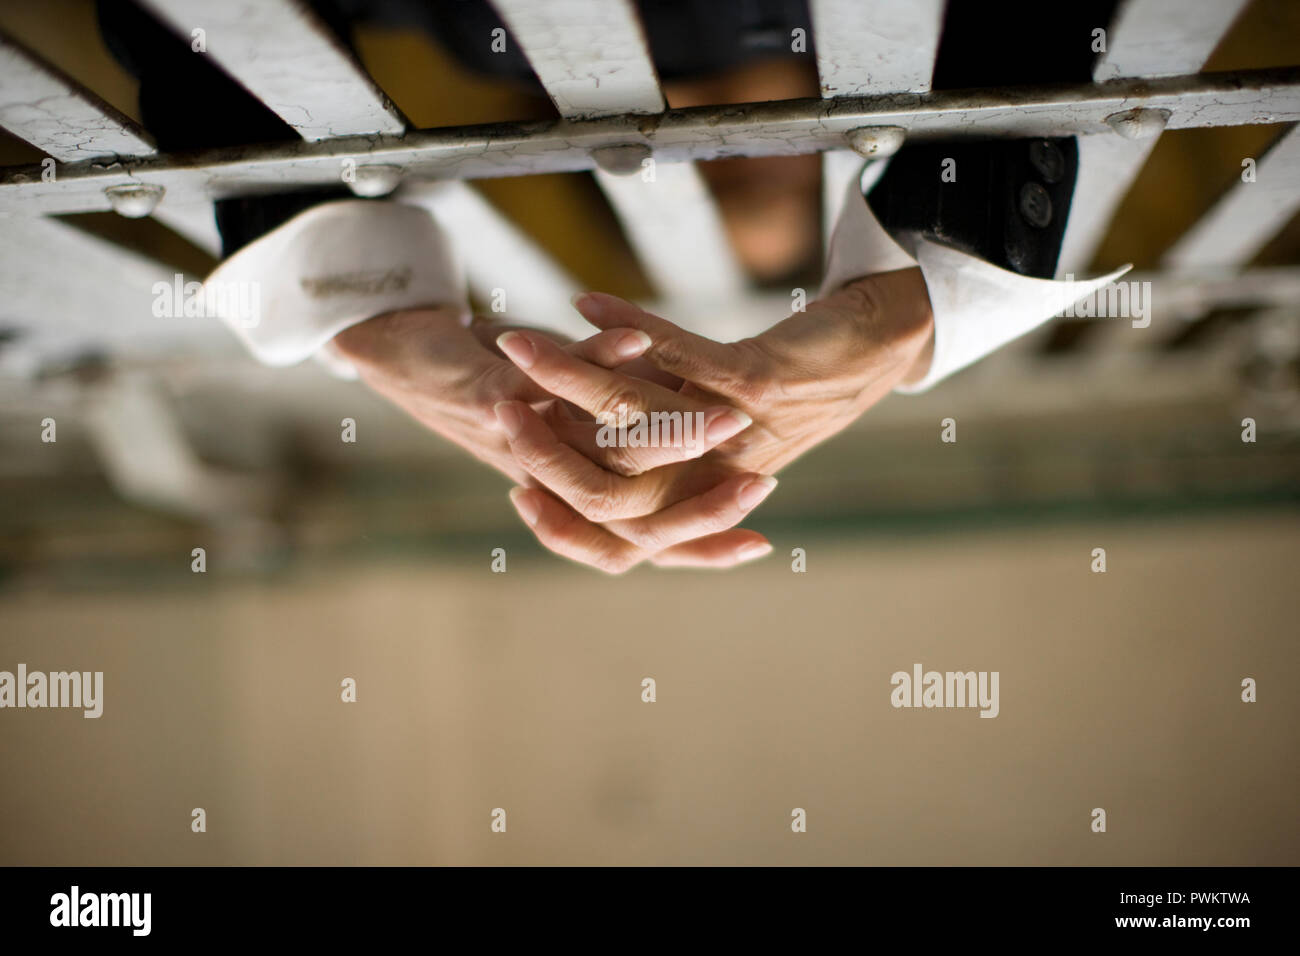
[2, 510, 1296, 865]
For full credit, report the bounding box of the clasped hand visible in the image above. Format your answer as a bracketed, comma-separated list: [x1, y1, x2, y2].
[333, 267, 934, 573]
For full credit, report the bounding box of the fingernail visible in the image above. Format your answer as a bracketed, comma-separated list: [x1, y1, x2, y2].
[615, 329, 652, 359]
[737, 540, 773, 563]
[705, 408, 753, 443]
[494, 401, 523, 439]
[571, 291, 602, 318]
[737, 475, 778, 510]
[496, 331, 535, 369]
[509, 487, 540, 526]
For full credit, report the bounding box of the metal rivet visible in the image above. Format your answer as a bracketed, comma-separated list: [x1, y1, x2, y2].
[591, 143, 652, 176]
[104, 183, 164, 218]
[347, 164, 404, 198]
[845, 126, 906, 158]
[1019, 182, 1052, 228]
[1104, 108, 1170, 140]
[1029, 140, 1064, 183]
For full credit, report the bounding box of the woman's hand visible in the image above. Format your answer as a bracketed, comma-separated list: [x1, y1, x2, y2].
[332, 306, 650, 485]
[569, 267, 936, 476]
[493, 268, 934, 536]
[332, 306, 776, 572]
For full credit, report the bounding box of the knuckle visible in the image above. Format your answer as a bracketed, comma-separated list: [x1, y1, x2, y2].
[649, 335, 694, 375]
[722, 342, 774, 405]
[625, 521, 671, 554]
[511, 442, 550, 474]
[572, 486, 615, 522]
[520, 446, 576, 487]
[833, 276, 883, 321]
[602, 443, 645, 478]
[595, 385, 645, 422]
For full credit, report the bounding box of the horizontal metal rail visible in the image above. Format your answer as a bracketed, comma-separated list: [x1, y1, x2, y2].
[1093, 0, 1252, 82]
[2, 69, 1296, 217]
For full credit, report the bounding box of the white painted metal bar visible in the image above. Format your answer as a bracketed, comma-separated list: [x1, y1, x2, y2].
[1058, 0, 1253, 274]
[86, 372, 274, 519]
[809, 0, 946, 97]
[0, 212, 266, 513]
[401, 181, 586, 339]
[139, 0, 580, 320]
[488, 0, 663, 118]
[821, 149, 866, 245]
[0, 33, 153, 159]
[5, 70, 1292, 217]
[1163, 125, 1300, 270]
[1093, 0, 1250, 82]
[0, 33, 222, 254]
[1074, 266, 1300, 369]
[151, 202, 223, 256]
[810, 0, 946, 245]
[1056, 134, 1161, 275]
[0, 29, 210, 339]
[594, 167, 745, 301]
[491, 0, 745, 301]
[139, 0, 405, 140]
[1066, 255, 1300, 369]
[0, 214, 228, 361]
[1141, 266, 1300, 315]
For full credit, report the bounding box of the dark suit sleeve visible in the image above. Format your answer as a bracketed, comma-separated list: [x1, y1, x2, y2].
[866, 138, 1080, 280]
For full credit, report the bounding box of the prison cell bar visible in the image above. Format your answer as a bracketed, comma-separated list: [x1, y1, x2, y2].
[0, 4, 1296, 352]
[1164, 124, 1300, 271]
[1055, 0, 1259, 365]
[1071, 124, 1300, 370]
[140, 0, 406, 139]
[0, 32, 222, 254]
[135, 0, 589, 333]
[1058, 0, 1255, 275]
[490, 0, 747, 307]
[809, 0, 946, 243]
[2, 69, 1294, 217]
[0, 213, 221, 358]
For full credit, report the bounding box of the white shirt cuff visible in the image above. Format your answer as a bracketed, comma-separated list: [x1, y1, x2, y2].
[202, 199, 469, 376]
[821, 159, 1132, 393]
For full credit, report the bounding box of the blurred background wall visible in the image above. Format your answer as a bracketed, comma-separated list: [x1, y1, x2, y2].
[1, 510, 1297, 865]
